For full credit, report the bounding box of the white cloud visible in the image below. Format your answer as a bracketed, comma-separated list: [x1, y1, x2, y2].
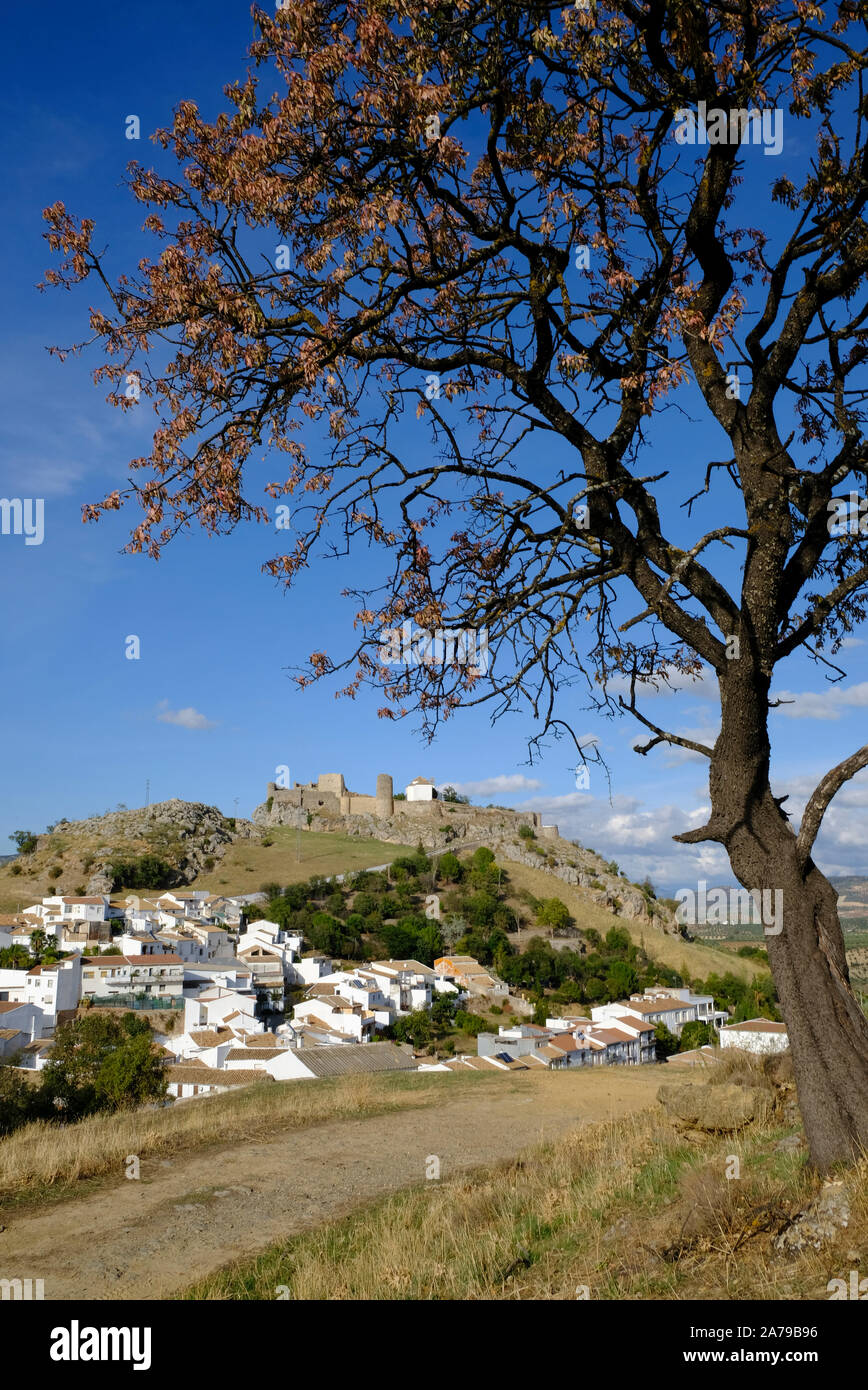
[771, 681, 868, 720]
[505, 788, 730, 891]
[626, 721, 719, 765]
[156, 702, 218, 731]
[607, 667, 716, 700]
[446, 774, 543, 796]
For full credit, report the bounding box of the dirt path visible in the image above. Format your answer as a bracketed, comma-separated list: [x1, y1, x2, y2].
[0, 1070, 660, 1300]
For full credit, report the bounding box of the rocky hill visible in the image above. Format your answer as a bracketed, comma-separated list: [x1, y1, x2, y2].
[832, 875, 868, 922]
[252, 795, 680, 935]
[0, 792, 679, 937]
[0, 800, 259, 905]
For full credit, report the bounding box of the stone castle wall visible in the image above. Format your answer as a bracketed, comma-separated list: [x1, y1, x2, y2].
[267, 772, 396, 821]
[259, 771, 558, 844]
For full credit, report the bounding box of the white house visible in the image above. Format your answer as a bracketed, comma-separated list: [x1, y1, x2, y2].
[0, 968, 28, 1002]
[479, 1014, 657, 1069]
[405, 777, 437, 801]
[304, 971, 393, 1028]
[79, 953, 184, 1005]
[292, 993, 376, 1042]
[286, 954, 337, 987]
[116, 927, 204, 963]
[41, 895, 111, 924]
[165, 1064, 274, 1099]
[719, 1018, 789, 1054]
[434, 955, 507, 998]
[0, 958, 84, 1033]
[183, 986, 263, 1036]
[364, 960, 434, 1015]
[24, 956, 83, 1031]
[0, 999, 41, 1056]
[236, 921, 302, 977]
[222, 1044, 300, 1079]
[58, 921, 112, 954]
[237, 946, 285, 1007]
[592, 989, 704, 1038]
[121, 898, 162, 931]
[182, 921, 234, 959]
[156, 890, 211, 914]
[173, 1024, 238, 1069]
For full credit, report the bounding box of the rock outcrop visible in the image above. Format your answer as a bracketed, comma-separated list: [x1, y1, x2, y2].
[33, 800, 260, 893]
[774, 1180, 853, 1255]
[657, 1081, 772, 1133]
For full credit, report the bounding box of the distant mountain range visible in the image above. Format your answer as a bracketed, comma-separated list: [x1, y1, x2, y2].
[831, 876, 868, 920]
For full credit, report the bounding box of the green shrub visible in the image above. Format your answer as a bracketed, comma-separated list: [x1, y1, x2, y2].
[9, 830, 38, 855]
[535, 898, 572, 932]
[454, 1009, 486, 1036]
[110, 854, 173, 890]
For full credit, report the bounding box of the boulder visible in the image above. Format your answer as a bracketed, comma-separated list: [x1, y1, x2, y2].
[774, 1180, 852, 1255]
[657, 1081, 771, 1133]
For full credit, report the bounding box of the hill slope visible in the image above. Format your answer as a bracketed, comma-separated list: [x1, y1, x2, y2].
[0, 801, 259, 910]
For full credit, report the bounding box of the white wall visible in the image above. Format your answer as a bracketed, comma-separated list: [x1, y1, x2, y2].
[406, 783, 435, 801]
[719, 1027, 789, 1055]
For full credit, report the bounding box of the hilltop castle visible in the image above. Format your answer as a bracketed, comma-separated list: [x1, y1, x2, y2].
[268, 772, 396, 819]
[264, 771, 559, 838]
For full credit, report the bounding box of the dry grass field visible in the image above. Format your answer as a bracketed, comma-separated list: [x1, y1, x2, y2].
[187, 826, 415, 892]
[0, 1070, 475, 1207]
[188, 1056, 861, 1303]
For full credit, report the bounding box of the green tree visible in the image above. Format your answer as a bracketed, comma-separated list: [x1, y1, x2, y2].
[0, 1060, 37, 1136]
[604, 927, 631, 954]
[679, 1020, 713, 1052]
[605, 960, 638, 999]
[10, 830, 38, 855]
[0, 945, 32, 970]
[28, 928, 50, 962]
[465, 891, 498, 930]
[436, 851, 462, 884]
[416, 921, 444, 967]
[430, 993, 458, 1028]
[41, 1013, 160, 1118]
[391, 1010, 434, 1047]
[379, 919, 422, 960]
[455, 1008, 488, 1036]
[654, 1022, 680, 1060]
[535, 898, 572, 933]
[94, 1031, 167, 1109]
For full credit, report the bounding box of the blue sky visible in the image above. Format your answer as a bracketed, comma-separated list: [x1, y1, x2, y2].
[2, 2, 868, 893]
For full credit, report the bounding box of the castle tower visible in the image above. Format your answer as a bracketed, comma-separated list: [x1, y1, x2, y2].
[375, 773, 394, 819]
[318, 773, 346, 797]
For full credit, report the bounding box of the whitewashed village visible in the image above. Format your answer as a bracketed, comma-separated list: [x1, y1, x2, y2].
[0, 870, 787, 1100]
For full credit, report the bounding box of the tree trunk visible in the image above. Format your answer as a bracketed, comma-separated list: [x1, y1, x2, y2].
[710, 671, 868, 1171]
